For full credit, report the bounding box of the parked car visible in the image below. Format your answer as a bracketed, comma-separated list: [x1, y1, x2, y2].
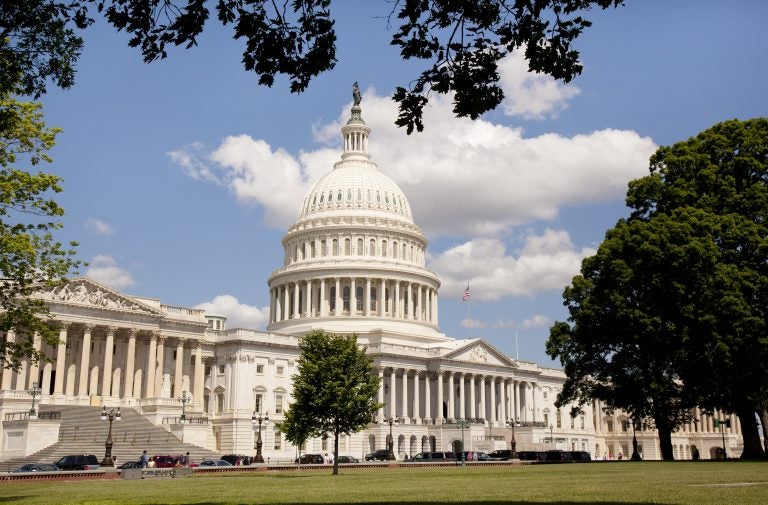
[152, 455, 181, 468]
[14, 463, 59, 472]
[117, 461, 142, 470]
[364, 449, 391, 461]
[221, 454, 252, 466]
[457, 451, 493, 462]
[54, 454, 100, 470]
[406, 451, 456, 462]
[487, 449, 513, 461]
[543, 450, 573, 463]
[336, 455, 360, 464]
[294, 453, 325, 464]
[517, 451, 546, 461]
[199, 459, 233, 467]
[568, 451, 592, 462]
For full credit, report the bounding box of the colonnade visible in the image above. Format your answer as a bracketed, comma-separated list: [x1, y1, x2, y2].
[0, 324, 205, 409]
[269, 277, 438, 325]
[373, 367, 538, 425]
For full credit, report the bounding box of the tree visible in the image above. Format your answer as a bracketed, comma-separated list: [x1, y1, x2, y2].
[548, 118, 768, 460]
[1, 83, 80, 370]
[1, 0, 625, 131]
[279, 330, 381, 475]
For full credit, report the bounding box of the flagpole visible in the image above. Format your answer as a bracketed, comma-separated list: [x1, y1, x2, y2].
[468, 296, 472, 339]
[515, 331, 519, 360]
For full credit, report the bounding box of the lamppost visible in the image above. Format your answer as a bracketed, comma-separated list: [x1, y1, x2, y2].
[456, 418, 469, 466]
[100, 407, 121, 466]
[506, 417, 520, 459]
[549, 424, 554, 447]
[385, 415, 399, 460]
[28, 382, 41, 418]
[179, 391, 190, 423]
[251, 411, 270, 463]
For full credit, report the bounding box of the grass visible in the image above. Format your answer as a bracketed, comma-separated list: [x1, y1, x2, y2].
[0, 462, 767, 505]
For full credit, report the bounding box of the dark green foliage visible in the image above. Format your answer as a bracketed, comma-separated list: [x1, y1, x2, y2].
[548, 119, 768, 460]
[279, 330, 381, 475]
[0, 1, 624, 131]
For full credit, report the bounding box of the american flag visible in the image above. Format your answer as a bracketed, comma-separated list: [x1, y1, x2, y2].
[462, 285, 470, 302]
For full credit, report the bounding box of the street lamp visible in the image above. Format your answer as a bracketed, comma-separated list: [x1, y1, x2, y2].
[630, 418, 642, 461]
[28, 382, 41, 418]
[179, 391, 190, 424]
[251, 410, 270, 463]
[385, 416, 399, 460]
[456, 418, 469, 466]
[506, 417, 520, 459]
[549, 424, 554, 447]
[100, 406, 121, 466]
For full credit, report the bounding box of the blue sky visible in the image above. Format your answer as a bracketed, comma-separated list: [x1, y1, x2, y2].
[38, 1, 768, 365]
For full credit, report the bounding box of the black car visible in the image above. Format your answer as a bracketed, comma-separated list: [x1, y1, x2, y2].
[55, 454, 100, 470]
[14, 464, 59, 473]
[517, 451, 546, 461]
[568, 451, 592, 462]
[406, 451, 456, 462]
[221, 454, 252, 466]
[488, 449, 513, 460]
[117, 461, 142, 470]
[294, 453, 325, 464]
[336, 455, 360, 464]
[543, 450, 573, 463]
[364, 449, 391, 461]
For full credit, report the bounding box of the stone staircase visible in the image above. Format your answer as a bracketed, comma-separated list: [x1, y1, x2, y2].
[1, 405, 221, 471]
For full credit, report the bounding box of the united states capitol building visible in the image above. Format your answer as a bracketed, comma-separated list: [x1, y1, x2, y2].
[0, 97, 743, 462]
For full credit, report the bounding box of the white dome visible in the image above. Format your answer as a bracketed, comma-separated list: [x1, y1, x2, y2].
[297, 162, 413, 224]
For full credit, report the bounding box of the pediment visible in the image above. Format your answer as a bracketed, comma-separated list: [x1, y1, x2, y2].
[443, 339, 517, 368]
[38, 278, 163, 315]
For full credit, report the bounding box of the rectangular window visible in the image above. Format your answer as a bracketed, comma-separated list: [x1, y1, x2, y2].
[580, 416, 585, 430]
[274, 428, 282, 450]
[570, 416, 575, 429]
[276, 365, 284, 376]
[218, 365, 225, 375]
[254, 394, 263, 413]
[256, 364, 264, 374]
[543, 390, 548, 400]
[275, 394, 284, 414]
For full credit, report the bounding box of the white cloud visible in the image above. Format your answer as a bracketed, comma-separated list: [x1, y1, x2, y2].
[195, 295, 269, 330]
[84, 255, 135, 290]
[498, 51, 581, 119]
[460, 318, 487, 330]
[429, 229, 595, 300]
[84, 218, 114, 237]
[520, 314, 552, 329]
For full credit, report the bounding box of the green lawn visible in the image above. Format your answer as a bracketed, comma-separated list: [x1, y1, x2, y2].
[1, 462, 767, 505]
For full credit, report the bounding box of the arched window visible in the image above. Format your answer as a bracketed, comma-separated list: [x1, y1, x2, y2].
[344, 238, 351, 255]
[556, 409, 562, 429]
[357, 238, 363, 255]
[332, 239, 338, 255]
[343, 286, 350, 311]
[310, 241, 316, 258]
[320, 239, 326, 257]
[337, 190, 342, 202]
[382, 240, 388, 257]
[392, 241, 398, 259]
[347, 189, 352, 201]
[301, 242, 306, 261]
[369, 239, 376, 256]
[357, 189, 362, 201]
[356, 286, 364, 311]
[402, 243, 406, 259]
[319, 193, 324, 203]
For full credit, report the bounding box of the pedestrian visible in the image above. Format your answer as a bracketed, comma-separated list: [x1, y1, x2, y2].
[182, 452, 191, 467]
[139, 450, 148, 468]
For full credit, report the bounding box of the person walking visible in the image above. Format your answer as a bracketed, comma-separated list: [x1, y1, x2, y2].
[139, 450, 149, 468]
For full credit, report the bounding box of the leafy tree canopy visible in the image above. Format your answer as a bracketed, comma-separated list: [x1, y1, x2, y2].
[1, 82, 80, 369]
[279, 330, 381, 475]
[1, 0, 625, 131]
[548, 118, 768, 460]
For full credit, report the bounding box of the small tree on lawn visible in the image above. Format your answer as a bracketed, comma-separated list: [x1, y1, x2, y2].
[281, 330, 381, 475]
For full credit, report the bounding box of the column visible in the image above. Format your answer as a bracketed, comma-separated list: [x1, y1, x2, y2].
[101, 326, 116, 397]
[293, 282, 300, 319]
[490, 377, 497, 424]
[436, 371, 443, 422]
[377, 368, 385, 420]
[174, 338, 184, 398]
[394, 282, 400, 319]
[364, 278, 371, 316]
[479, 376, 486, 420]
[514, 381, 521, 420]
[319, 278, 327, 317]
[401, 369, 408, 421]
[1, 330, 15, 389]
[53, 325, 68, 395]
[459, 373, 466, 419]
[407, 283, 413, 319]
[469, 374, 476, 419]
[282, 284, 289, 320]
[28, 332, 42, 388]
[350, 277, 357, 315]
[77, 324, 93, 396]
[413, 371, 421, 421]
[145, 333, 157, 397]
[500, 379, 507, 424]
[194, 342, 204, 410]
[389, 368, 397, 417]
[269, 288, 275, 324]
[305, 280, 312, 317]
[447, 372, 455, 419]
[378, 278, 385, 317]
[424, 372, 431, 420]
[155, 336, 166, 397]
[124, 329, 137, 398]
[335, 277, 341, 315]
[532, 382, 538, 422]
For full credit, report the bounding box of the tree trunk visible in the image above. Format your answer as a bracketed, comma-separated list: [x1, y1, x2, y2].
[761, 410, 768, 454]
[332, 431, 339, 475]
[657, 426, 675, 460]
[735, 405, 765, 459]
